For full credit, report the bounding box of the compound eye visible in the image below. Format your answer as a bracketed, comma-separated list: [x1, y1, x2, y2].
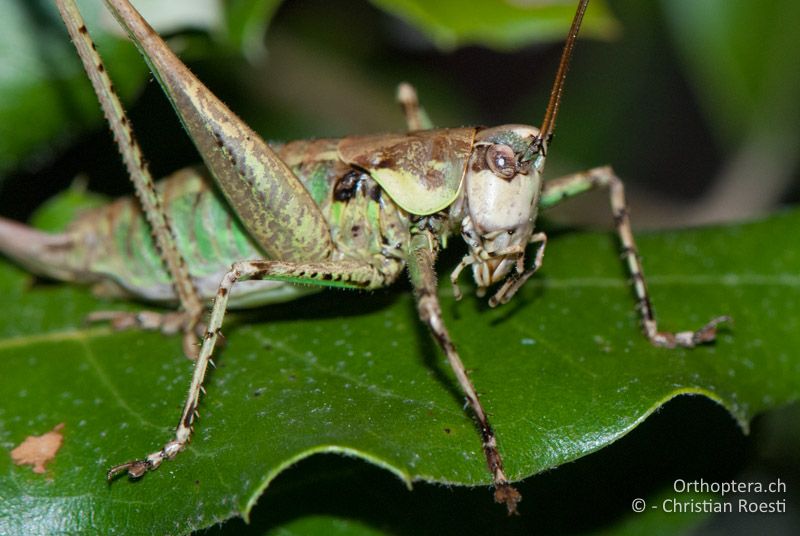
[486, 144, 517, 179]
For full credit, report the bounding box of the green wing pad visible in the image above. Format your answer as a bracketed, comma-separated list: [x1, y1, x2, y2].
[338, 128, 475, 215]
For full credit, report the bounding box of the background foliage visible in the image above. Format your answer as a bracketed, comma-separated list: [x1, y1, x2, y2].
[0, 0, 798, 534]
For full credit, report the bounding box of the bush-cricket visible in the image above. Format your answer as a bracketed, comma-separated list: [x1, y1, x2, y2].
[0, 0, 729, 514]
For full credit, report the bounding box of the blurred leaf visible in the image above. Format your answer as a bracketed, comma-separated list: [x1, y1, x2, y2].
[0, 0, 147, 177]
[661, 0, 800, 222]
[112, 0, 221, 36]
[28, 178, 108, 232]
[368, 0, 620, 50]
[0, 0, 264, 182]
[661, 0, 800, 147]
[0, 207, 798, 534]
[0, 0, 618, 182]
[223, 0, 283, 62]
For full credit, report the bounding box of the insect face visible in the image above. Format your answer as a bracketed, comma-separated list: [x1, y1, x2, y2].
[456, 125, 544, 304]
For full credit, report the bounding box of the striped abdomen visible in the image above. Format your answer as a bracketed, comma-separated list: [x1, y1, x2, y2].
[42, 139, 411, 306]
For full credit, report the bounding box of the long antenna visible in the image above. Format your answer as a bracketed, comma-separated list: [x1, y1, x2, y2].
[522, 0, 590, 162]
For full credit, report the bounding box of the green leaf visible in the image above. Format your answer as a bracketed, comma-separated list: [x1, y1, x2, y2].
[223, 0, 283, 62]
[28, 179, 108, 232]
[0, 0, 617, 181]
[1, 207, 798, 534]
[0, 0, 147, 177]
[368, 0, 620, 50]
[0, 0, 271, 180]
[661, 0, 800, 146]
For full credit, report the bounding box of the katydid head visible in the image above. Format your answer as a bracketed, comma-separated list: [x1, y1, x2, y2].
[453, 125, 545, 306]
[452, 125, 544, 306]
[451, 0, 589, 307]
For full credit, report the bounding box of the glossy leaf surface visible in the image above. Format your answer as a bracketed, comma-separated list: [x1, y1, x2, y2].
[0, 209, 797, 534]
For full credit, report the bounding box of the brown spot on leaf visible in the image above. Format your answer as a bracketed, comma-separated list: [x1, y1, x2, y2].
[11, 423, 65, 474]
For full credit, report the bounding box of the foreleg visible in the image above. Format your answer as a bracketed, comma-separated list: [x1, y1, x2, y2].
[406, 231, 521, 514]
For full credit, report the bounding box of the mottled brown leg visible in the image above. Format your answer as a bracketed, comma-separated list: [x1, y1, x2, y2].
[86, 310, 204, 359]
[406, 231, 521, 514]
[57, 0, 204, 359]
[541, 166, 729, 347]
[107, 258, 388, 481]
